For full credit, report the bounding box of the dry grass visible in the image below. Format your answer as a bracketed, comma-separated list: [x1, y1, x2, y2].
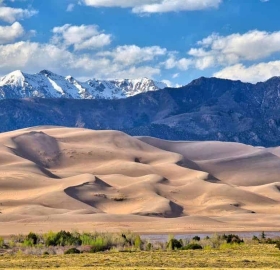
[0, 243, 279, 269]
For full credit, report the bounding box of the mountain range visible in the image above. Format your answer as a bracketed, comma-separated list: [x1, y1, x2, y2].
[0, 70, 167, 99]
[1, 72, 280, 147]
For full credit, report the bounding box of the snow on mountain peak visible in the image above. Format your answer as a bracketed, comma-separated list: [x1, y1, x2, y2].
[0, 70, 167, 100]
[0, 70, 25, 87]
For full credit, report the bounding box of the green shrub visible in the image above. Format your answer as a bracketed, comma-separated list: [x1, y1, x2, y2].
[80, 233, 95, 246]
[64, 248, 81, 254]
[275, 241, 280, 249]
[80, 233, 109, 247]
[167, 239, 182, 250]
[193, 236, 201, 241]
[222, 234, 244, 244]
[219, 243, 241, 250]
[146, 243, 153, 251]
[90, 245, 108, 253]
[264, 238, 277, 244]
[44, 231, 57, 246]
[134, 235, 142, 250]
[22, 239, 34, 247]
[252, 235, 260, 242]
[26, 232, 39, 246]
[182, 243, 203, 250]
[45, 231, 81, 247]
[8, 240, 16, 248]
[0, 237, 4, 248]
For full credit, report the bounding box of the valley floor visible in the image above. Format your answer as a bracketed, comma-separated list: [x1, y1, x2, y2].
[1, 214, 280, 236]
[0, 223, 280, 237]
[0, 244, 279, 269]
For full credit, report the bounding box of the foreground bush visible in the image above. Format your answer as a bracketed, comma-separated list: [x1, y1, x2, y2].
[90, 245, 108, 253]
[182, 243, 203, 250]
[134, 235, 142, 250]
[192, 236, 201, 241]
[222, 234, 244, 244]
[4, 230, 280, 255]
[167, 238, 182, 250]
[64, 248, 81, 255]
[45, 231, 81, 247]
[0, 237, 4, 248]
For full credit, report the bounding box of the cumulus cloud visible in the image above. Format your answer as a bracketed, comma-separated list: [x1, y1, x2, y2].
[214, 61, 280, 83]
[0, 22, 24, 44]
[0, 41, 164, 80]
[164, 56, 192, 70]
[82, 0, 222, 13]
[188, 30, 280, 70]
[52, 24, 111, 51]
[159, 29, 280, 83]
[98, 45, 167, 66]
[133, 0, 222, 13]
[161, 79, 181, 87]
[0, 6, 37, 23]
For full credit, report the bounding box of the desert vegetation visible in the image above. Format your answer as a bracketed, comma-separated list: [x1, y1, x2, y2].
[0, 231, 250, 255]
[1, 230, 280, 254]
[0, 231, 280, 269]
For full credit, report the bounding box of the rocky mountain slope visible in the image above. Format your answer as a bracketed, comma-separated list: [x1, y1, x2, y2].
[0, 70, 167, 99]
[1, 76, 280, 146]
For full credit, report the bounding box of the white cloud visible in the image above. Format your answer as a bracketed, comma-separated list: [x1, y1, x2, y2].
[0, 41, 163, 80]
[82, 0, 222, 13]
[83, 0, 147, 8]
[133, 0, 222, 13]
[188, 30, 280, 69]
[164, 56, 192, 70]
[52, 24, 111, 51]
[0, 22, 24, 44]
[98, 45, 167, 66]
[161, 79, 181, 88]
[161, 79, 172, 87]
[214, 61, 280, 83]
[0, 6, 37, 23]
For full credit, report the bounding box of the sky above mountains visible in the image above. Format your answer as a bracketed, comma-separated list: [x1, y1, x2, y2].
[0, 0, 279, 86]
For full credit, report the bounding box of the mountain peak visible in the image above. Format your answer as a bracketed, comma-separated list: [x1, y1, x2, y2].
[0, 70, 25, 87]
[0, 70, 166, 99]
[39, 70, 55, 77]
[264, 76, 280, 83]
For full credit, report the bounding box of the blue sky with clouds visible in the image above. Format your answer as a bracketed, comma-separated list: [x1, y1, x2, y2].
[0, 0, 279, 86]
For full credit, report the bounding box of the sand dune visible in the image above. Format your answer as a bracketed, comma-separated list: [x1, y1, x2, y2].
[0, 127, 280, 235]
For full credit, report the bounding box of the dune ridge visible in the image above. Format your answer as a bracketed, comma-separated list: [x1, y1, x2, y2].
[0, 127, 280, 235]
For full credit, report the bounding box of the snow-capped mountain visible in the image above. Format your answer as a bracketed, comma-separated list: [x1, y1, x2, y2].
[0, 70, 167, 100]
[2, 76, 280, 147]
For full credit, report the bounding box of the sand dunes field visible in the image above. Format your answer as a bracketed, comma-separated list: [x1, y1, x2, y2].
[0, 126, 280, 235]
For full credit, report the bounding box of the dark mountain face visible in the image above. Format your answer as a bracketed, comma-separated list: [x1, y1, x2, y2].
[1, 76, 280, 147]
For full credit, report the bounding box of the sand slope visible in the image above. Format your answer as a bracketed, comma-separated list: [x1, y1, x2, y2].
[0, 127, 280, 234]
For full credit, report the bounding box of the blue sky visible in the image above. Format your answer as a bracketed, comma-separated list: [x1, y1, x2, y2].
[0, 0, 279, 86]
